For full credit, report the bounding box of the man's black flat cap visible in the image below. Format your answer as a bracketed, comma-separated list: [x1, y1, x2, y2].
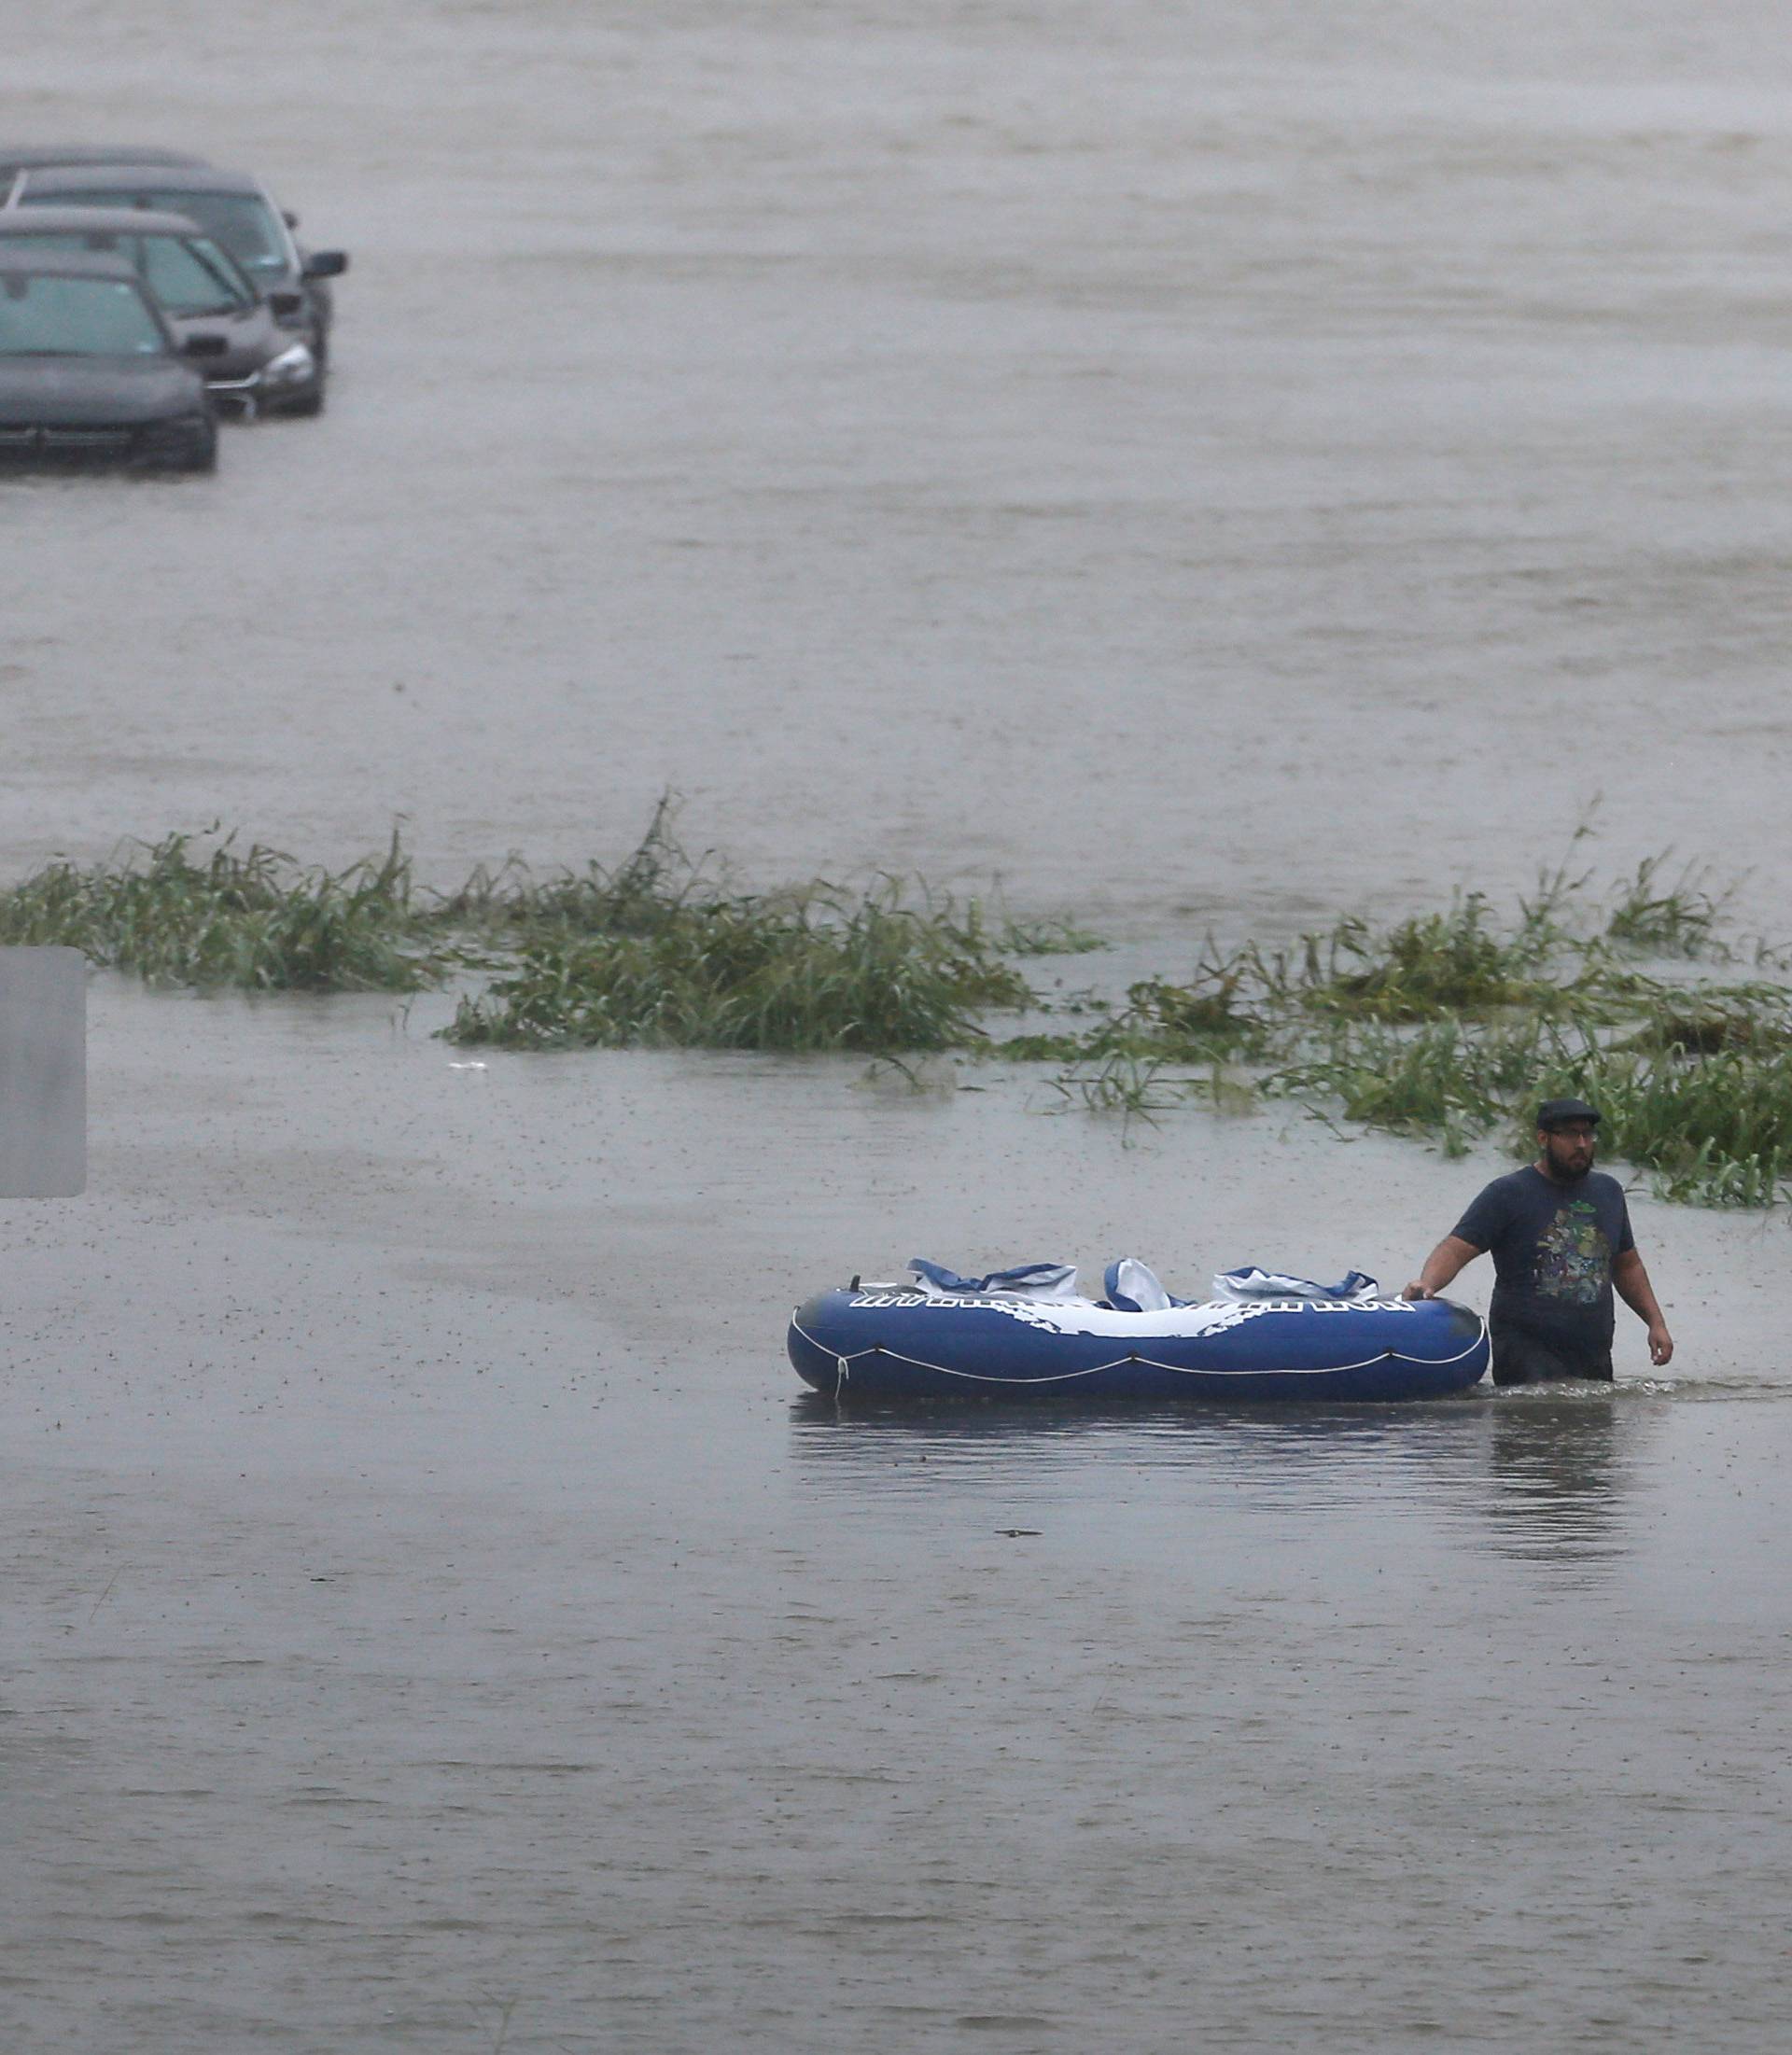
[1537, 1097, 1601, 1130]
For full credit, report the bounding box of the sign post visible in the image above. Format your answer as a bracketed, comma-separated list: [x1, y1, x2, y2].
[0, 946, 86, 1198]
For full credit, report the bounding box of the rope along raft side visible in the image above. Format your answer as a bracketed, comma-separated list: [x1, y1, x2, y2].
[787, 1290, 1489, 1403]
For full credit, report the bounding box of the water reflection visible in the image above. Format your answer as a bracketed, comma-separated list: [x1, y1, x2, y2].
[788, 1387, 1658, 1568]
[788, 1391, 1493, 1508]
[1475, 1390, 1648, 1567]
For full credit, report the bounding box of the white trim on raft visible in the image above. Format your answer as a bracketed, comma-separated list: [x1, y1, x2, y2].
[848, 1291, 1428, 1340]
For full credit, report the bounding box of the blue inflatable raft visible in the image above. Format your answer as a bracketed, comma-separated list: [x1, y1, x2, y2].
[788, 1270, 1488, 1404]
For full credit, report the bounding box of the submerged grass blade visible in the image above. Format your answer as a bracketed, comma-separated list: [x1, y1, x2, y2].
[1604, 853, 1734, 959]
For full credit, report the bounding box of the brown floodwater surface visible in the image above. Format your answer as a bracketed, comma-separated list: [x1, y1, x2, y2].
[7, 1, 1792, 933]
[6, 2, 1792, 2048]
[3, 994, 1790, 2050]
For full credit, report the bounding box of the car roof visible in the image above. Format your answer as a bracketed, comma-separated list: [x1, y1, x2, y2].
[0, 145, 208, 177]
[0, 205, 210, 240]
[20, 161, 261, 199]
[0, 245, 146, 282]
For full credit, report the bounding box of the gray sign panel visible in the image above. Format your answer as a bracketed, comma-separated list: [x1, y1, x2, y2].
[0, 946, 87, 1197]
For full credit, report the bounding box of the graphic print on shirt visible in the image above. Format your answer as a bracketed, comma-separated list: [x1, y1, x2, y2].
[1533, 1199, 1610, 1306]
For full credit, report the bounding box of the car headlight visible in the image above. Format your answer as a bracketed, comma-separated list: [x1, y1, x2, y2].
[263, 341, 316, 387]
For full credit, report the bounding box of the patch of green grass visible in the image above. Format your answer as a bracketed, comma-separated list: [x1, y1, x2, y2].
[989, 860, 1792, 1207]
[1604, 853, 1733, 959]
[439, 800, 1043, 1054]
[1034, 861, 1792, 1208]
[1522, 1037, 1792, 1208]
[0, 830, 435, 991]
[0, 804, 1045, 1053]
[1293, 896, 1560, 1022]
[1269, 1017, 1549, 1157]
[17, 815, 1792, 1210]
[433, 792, 712, 944]
[1115, 959, 1270, 1053]
[444, 880, 1032, 1052]
[1616, 984, 1792, 1056]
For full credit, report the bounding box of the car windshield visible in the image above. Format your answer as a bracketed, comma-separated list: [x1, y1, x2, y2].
[26, 188, 288, 276]
[19, 231, 254, 316]
[0, 273, 167, 356]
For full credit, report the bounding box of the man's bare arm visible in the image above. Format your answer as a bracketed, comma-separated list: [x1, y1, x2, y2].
[1614, 1246, 1673, 1365]
[1403, 1234, 1483, 1301]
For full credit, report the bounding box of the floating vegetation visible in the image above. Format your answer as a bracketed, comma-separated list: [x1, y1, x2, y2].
[1515, 1031, 1792, 1210]
[1000, 861, 1792, 1205]
[0, 830, 434, 991]
[9, 811, 1792, 1207]
[992, 953, 1268, 1072]
[1603, 853, 1733, 959]
[439, 800, 1034, 1054]
[444, 882, 1031, 1053]
[1292, 898, 1561, 1021]
[1270, 1016, 1548, 1157]
[435, 793, 713, 944]
[2, 807, 1043, 1055]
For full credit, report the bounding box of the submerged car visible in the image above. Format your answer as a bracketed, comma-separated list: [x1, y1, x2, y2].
[12, 161, 347, 413]
[0, 207, 318, 415]
[0, 247, 222, 473]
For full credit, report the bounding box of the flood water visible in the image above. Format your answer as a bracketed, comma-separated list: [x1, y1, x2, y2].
[7, 2, 1792, 2048]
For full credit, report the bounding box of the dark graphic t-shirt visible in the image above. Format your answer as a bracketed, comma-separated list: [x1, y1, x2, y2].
[1453, 1167, 1635, 1356]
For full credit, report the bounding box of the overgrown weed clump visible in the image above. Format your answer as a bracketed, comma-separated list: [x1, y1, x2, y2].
[445, 881, 1031, 1052]
[1, 804, 1042, 1055]
[440, 800, 1033, 1052]
[1292, 898, 1557, 1021]
[1503, 1027, 1792, 1210]
[0, 831, 433, 991]
[432, 793, 712, 944]
[1603, 854, 1734, 959]
[11, 813, 1792, 1207]
[1006, 859, 1792, 1207]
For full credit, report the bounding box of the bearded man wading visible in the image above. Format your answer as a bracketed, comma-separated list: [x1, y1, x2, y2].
[1405, 1097, 1673, 1386]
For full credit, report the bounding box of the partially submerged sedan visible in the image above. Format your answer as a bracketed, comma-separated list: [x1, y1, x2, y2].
[0, 247, 222, 473]
[12, 161, 347, 413]
[0, 207, 317, 415]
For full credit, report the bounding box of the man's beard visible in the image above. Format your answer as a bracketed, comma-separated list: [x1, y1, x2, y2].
[1545, 1138, 1593, 1180]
